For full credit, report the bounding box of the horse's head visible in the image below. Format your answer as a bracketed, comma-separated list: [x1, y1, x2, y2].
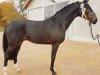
[79, 0, 98, 24]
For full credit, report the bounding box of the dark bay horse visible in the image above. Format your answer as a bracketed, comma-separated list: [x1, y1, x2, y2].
[2, 0, 97, 75]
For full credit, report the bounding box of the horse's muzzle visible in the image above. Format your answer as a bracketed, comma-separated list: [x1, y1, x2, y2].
[90, 15, 98, 24]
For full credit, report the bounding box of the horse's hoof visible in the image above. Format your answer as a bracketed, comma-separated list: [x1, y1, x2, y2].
[50, 68, 54, 72]
[17, 68, 21, 73]
[4, 72, 8, 75]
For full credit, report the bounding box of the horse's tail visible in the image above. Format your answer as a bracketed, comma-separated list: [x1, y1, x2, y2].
[3, 30, 8, 53]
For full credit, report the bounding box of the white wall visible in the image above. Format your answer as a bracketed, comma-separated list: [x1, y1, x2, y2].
[27, 0, 44, 20]
[27, 0, 69, 20]
[28, 7, 44, 20]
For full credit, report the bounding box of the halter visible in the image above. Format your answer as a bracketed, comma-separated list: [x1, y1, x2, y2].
[80, 3, 88, 20]
[80, 3, 95, 21]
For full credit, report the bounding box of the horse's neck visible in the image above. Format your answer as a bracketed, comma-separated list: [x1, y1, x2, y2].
[52, 2, 80, 31]
[64, 10, 79, 30]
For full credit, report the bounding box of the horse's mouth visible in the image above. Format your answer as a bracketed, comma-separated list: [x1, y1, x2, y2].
[90, 16, 98, 24]
[90, 19, 97, 24]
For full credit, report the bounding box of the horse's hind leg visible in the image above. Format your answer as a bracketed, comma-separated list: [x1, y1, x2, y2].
[13, 57, 21, 72]
[13, 41, 23, 72]
[3, 59, 8, 75]
[3, 46, 16, 75]
[4, 37, 23, 75]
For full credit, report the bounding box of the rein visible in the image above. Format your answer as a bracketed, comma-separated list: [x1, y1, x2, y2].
[89, 22, 100, 45]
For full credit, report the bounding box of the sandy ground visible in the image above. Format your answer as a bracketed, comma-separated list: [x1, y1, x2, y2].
[0, 32, 100, 75]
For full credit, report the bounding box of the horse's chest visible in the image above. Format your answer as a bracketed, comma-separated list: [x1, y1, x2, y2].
[49, 32, 65, 43]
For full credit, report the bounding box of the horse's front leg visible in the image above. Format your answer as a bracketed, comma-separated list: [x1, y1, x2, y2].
[50, 43, 59, 72]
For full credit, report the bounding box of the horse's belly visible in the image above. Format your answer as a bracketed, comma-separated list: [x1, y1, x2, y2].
[27, 38, 56, 44]
[27, 36, 64, 44]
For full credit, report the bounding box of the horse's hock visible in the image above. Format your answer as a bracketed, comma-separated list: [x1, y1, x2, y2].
[0, 32, 100, 75]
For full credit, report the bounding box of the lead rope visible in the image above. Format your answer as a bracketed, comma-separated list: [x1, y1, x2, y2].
[89, 22, 100, 45]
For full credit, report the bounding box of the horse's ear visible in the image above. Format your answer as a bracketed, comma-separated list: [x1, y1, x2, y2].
[83, 0, 89, 3]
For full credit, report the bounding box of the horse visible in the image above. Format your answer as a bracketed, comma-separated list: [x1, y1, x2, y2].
[2, 0, 97, 75]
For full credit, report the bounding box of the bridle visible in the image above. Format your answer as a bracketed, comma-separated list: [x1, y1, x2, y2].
[80, 3, 100, 45]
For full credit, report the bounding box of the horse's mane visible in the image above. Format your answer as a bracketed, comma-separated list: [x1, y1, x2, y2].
[53, 1, 80, 17]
